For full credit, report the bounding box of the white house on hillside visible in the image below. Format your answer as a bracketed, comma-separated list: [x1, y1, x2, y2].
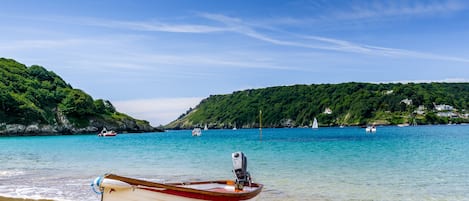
[435, 104, 454, 111]
[324, 107, 332, 114]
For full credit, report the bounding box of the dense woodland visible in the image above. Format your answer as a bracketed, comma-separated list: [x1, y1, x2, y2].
[167, 82, 469, 129]
[0, 58, 152, 133]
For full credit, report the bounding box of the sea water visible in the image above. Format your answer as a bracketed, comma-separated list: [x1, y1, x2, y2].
[1, 125, 469, 201]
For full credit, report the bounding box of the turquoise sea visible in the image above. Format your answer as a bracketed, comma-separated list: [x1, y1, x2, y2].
[1, 125, 469, 201]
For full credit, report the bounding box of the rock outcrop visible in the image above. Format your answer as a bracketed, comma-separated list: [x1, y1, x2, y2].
[0, 113, 158, 136]
[0, 122, 156, 136]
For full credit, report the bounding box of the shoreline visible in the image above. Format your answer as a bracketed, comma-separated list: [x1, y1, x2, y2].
[0, 128, 164, 137]
[0, 196, 53, 201]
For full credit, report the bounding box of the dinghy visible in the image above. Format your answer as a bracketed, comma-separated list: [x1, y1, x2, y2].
[192, 128, 202, 136]
[98, 127, 117, 137]
[92, 152, 263, 201]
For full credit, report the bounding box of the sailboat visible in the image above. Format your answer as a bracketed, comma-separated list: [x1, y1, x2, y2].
[312, 118, 318, 129]
[204, 124, 208, 131]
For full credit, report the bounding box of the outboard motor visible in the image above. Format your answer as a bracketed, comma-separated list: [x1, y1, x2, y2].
[232, 151, 251, 190]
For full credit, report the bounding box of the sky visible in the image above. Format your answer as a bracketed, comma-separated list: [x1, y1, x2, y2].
[1, 0, 469, 126]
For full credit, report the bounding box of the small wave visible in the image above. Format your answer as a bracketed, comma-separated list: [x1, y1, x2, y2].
[0, 185, 74, 201]
[0, 170, 24, 177]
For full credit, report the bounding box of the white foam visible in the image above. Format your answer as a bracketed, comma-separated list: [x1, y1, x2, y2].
[0, 185, 74, 201]
[0, 170, 24, 177]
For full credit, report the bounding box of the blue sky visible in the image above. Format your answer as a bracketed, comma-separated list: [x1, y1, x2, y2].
[1, 0, 469, 126]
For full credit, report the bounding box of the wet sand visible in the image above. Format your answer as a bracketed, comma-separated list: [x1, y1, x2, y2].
[0, 196, 53, 201]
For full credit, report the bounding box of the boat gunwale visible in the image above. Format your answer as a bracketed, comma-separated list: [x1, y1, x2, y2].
[103, 174, 263, 200]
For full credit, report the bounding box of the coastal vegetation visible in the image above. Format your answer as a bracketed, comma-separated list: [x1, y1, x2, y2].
[167, 82, 469, 129]
[0, 58, 155, 135]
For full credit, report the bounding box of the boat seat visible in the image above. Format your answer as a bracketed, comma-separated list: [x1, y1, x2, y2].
[179, 183, 235, 191]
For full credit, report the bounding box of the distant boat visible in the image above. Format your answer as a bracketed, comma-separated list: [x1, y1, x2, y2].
[312, 118, 318, 129]
[397, 123, 409, 127]
[98, 127, 117, 137]
[91, 152, 263, 201]
[365, 125, 376, 133]
[233, 123, 237, 130]
[204, 124, 208, 131]
[192, 128, 202, 136]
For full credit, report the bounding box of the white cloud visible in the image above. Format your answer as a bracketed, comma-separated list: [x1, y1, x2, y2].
[113, 97, 204, 126]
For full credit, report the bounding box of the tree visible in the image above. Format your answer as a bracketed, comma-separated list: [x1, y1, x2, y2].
[59, 89, 95, 117]
[94, 99, 106, 114]
[104, 100, 116, 113]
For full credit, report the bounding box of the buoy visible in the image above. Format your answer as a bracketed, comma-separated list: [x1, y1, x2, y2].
[91, 176, 103, 194]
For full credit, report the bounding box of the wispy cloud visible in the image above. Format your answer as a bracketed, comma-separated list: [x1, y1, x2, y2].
[135, 53, 297, 70]
[77, 17, 228, 33]
[18, 10, 467, 65]
[9, 12, 468, 74]
[301, 35, 469, 63]
[334, 0, 466, 20]
[4, 8, 469, 77]
[198, 13, 469, 63]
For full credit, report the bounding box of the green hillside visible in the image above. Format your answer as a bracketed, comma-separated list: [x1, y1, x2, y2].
[167, 82, 469, 129]
[0, 58, 155, 135]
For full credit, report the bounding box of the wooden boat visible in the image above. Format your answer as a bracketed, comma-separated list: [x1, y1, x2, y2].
[91, 152, 263, 201]
[98, 127, 117, 137]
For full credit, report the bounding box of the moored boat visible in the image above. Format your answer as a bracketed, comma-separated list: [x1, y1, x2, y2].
[365, 125, 376, 133]
[98, 127, 117, 137]
[192, 128, 202, 136]
[91, 152, 263, 201]
[397, 123, 409, 127]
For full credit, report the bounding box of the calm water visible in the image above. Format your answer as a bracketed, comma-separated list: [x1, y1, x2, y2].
[1, 125, 469, 201]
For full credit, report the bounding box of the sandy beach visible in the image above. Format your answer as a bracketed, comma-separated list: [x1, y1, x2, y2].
[0, 196, 53, 201]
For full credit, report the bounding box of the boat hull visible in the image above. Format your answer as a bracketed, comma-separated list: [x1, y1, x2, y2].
[102, 186, 260, 201]
[365, 127, 376, 132]
[99, 174, 262, 201]
[98, 133, 117, 137]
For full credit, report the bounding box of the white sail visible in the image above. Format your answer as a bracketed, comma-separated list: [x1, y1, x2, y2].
[312, 118, 318, 129]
